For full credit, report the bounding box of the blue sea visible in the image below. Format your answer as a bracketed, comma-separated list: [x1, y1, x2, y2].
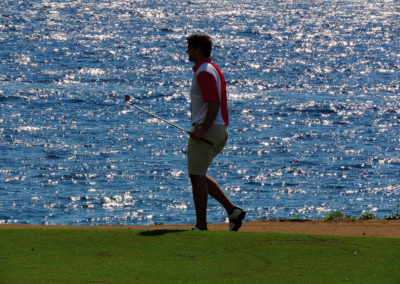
[1, 0, 399, 225]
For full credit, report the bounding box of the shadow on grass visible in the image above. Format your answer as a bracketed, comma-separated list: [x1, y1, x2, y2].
[139, 229, 186, 236]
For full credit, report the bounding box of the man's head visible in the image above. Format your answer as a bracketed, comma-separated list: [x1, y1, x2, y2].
[186, 34, 212, 62]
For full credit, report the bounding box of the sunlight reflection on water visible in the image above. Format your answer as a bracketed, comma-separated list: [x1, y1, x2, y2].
[0, 0, 399, 225]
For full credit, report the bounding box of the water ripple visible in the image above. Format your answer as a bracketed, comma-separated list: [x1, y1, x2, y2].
[1, 0, 399, 225]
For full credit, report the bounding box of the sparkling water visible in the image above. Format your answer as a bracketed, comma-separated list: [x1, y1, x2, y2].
[1, 0, 399, 225]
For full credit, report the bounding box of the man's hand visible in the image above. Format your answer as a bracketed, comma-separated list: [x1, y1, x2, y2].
[190, 128, 207, 140]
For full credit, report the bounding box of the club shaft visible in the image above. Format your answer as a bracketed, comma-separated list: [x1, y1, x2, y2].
[125, 97, 213, 146]
[127, 101, 189, 134]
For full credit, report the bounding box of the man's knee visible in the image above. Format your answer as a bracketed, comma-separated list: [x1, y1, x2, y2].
[190, 174, 205, 183]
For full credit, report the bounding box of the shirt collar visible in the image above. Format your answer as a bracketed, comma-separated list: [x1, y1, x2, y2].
[192, 57, 212, 72]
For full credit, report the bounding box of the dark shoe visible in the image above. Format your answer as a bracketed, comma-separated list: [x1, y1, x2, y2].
[228, 207, 246, 231]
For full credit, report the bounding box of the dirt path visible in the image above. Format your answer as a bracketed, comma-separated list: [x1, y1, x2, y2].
[2, 220, 400, 238]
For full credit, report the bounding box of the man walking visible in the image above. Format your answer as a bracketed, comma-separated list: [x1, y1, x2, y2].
[186, 34, 246, 231]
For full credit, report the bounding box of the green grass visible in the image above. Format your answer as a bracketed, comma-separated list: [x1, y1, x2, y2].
[1, 228, 400, 283]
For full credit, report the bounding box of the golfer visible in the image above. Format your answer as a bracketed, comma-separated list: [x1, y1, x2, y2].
[186, 34, 246, 231]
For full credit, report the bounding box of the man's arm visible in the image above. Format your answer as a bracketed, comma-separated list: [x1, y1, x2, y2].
[190, 99, 220, 140]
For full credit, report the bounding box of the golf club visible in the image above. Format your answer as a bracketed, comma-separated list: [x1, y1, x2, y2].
[124, 95, 213, 146]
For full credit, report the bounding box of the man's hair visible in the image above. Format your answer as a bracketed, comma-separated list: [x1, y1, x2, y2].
[187, 34, 212, 57]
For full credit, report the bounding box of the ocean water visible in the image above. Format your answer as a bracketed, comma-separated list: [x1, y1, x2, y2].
[1, 0, 399, 225]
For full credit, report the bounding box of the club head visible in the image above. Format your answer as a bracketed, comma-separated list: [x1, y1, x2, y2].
[124, 95, 130, 102]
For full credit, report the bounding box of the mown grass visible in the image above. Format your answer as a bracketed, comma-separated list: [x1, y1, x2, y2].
[1, 228, 400, 283]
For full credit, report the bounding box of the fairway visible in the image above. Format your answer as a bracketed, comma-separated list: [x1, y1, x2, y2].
[1, 228, 400, 283]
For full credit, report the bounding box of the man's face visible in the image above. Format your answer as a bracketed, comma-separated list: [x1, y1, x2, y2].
[187, 44, 202, 63]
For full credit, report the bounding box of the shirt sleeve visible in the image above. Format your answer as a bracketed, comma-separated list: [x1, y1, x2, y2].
[196, 71, 220, 102]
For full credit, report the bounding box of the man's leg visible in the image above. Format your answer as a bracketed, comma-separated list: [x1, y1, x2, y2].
[190, 174, 236, 228]
[190, 174, 208, 230]
[206, 175, 246, 231]
[205, 175, 235, 213]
